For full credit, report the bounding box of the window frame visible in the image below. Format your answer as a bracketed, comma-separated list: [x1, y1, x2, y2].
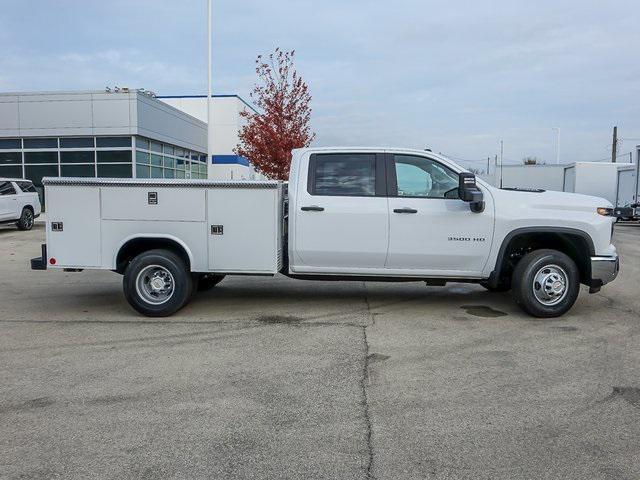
[386, 153, 460, 200]
[307, 153, 387, 197]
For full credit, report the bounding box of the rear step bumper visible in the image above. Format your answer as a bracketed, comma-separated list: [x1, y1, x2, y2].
[30, 244, 47, 270]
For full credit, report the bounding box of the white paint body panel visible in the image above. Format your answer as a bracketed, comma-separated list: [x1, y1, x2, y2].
[44, 178, 282, 274]
[386, 193, 494, 276]
[207, 188, 282, 273]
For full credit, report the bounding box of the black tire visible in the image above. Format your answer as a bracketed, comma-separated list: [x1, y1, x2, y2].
[479, 280, 511, 292]
[196, 273, 226, 292]
[511, 249, 580, 318]
[123, 249, 193, 317]
[16, 207, 34, 231]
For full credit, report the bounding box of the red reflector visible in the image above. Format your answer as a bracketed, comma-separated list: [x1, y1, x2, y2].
[49, 258, 56, 265]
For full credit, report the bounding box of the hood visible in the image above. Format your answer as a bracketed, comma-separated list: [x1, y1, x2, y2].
[491, 187, 612, 213]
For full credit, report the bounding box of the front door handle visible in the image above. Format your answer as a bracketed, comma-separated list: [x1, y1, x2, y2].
[393, 207, 418, 214]
[301, 206, 324, 212]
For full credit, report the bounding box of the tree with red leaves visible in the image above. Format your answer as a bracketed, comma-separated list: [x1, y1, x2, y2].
[235, 48, 315, 180]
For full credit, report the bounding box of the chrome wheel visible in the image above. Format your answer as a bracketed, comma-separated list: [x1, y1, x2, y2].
[23, 210, 33, 229]
[532, 264, 568, 306]
[135, 265, 175, 305]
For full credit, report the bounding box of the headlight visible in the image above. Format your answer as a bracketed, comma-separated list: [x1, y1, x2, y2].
[597, 207, 614, 216]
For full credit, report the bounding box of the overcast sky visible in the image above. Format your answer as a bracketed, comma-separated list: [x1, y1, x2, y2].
[1, 0, 639, 168]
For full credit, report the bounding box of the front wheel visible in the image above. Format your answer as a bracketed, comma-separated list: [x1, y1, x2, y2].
[16, 208, 34, 231]
[123, 249, 193, 317]
[511, 249, 580, 318]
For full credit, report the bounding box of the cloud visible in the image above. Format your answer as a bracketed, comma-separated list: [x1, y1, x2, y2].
[1, 0, 639, 165]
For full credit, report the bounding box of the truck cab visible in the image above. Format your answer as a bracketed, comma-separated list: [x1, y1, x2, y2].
[288, 148, 494, 278]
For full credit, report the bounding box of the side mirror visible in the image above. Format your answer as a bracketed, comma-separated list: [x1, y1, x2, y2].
[458, 172, 485, 213]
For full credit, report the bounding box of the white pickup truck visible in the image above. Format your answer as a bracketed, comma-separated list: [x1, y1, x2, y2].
[31, 147, 619, 318]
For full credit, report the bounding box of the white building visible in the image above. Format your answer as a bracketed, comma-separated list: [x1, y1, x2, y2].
[159, 95, 264, 180]
[481, 161, 639, 207]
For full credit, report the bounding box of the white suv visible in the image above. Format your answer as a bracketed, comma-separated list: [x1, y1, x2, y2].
[0, 178, 42, 231]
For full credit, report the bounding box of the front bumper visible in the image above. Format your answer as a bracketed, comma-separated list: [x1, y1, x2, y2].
[589, 255, 619, 291]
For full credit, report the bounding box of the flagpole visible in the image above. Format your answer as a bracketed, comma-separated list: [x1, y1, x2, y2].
[206, 0, 212, 178]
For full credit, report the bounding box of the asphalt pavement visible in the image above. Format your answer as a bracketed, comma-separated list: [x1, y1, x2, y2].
[1, 223, 639, 479]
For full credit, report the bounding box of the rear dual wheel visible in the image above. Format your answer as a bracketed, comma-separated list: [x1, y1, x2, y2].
[123, 249, 193, 317]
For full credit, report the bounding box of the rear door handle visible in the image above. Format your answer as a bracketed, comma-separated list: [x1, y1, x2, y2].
[393, 208, 418, 214]
[301, 206, 324, 212]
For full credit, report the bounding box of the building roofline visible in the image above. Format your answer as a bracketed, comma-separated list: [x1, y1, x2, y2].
[0, 89, 139, 96]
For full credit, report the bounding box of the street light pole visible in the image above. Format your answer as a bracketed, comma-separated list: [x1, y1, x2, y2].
[207, 0, 213, 178]
[552, 127, 560, 165]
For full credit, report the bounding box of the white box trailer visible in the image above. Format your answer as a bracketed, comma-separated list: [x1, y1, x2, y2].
[43, 178, 284, 274]
[563, 162, 636, 208]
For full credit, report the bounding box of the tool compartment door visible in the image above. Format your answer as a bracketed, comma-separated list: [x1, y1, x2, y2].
[46, 186, 101, 267]
[207, 188, 279, 273]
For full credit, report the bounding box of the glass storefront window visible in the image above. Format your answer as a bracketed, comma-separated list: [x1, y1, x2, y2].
[136, 150, 150, 165]
[150, 141, 162, 153]
[96, 136, 131, 148]
[23, 138, 57, 149]
[61, 164, 95, 177]
[24, 152, 58, 164]
[0, 152, 21, 165]
[61, 151, 94, 163]
[0, 139, 21, 149]
[97, 151, 132, 163]
[176, 169, 185, 179]
[163, 157, 175, 169]
[60, 137, 94, 148]
[150, 154, 162, 166]
[24, 164, 58, 185]
[0, 165, 22, 178]
[135, 137, 150, 150]
[150, 166, 162, 178]
[163, 169, 175, 179]
[136, 164, 150, 178]
[97, 163, 132, 178]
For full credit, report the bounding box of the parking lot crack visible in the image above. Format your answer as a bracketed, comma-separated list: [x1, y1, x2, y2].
[360, 281, 376, 479]
[360, 325, 375, 479]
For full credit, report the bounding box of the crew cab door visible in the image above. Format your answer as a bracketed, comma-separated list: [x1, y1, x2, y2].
[385, 154, 494, 276]
[0, 181, 18, 221]
[293, 152, 389, 272]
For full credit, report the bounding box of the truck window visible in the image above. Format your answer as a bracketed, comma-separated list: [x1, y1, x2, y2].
[16, 181, 36, 193]
[309, 154, 376, 197]
[0, 181, 17, 196]
[394, 155, 458, 198]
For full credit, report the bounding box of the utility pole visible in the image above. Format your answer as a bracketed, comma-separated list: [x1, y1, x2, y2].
[206, 0, 213, 179]
[611, 126, 618, 163]
[499, 140, 504, 188]
[487, 157, 490, 175]
[635, 145, 640, 204]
